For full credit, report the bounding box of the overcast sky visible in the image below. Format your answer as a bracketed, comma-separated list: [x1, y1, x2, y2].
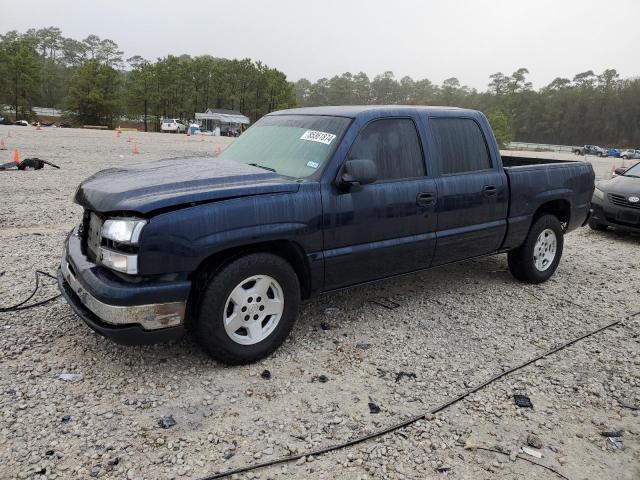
[3, 0, 639, 89]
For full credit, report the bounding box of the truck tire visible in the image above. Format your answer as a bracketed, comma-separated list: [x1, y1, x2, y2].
[196, 253, 300, 364]
[507, 215, 564, 284]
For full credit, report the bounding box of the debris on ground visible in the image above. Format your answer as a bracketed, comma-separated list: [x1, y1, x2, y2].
[370, 297, 401, 309]
[158, 415, 176, 429]
[526, 433, 543, 449]
[61, 415, 71, 423]
[58, 373, 83, 382]
[368, 397, 381, 414]
[395, 371, 417, 383]
[355, 342, 371, 350]
[0, 157, 60, 170]
[600, 430, 623, 438]
[311, 374, 328, 383]
[521, 446, 542, 458]
[261, 369, 271, 380]
[320, 321, 331, 330]
[514, 394, 534, 408]
[323, 307, 341, 317]
[617, 398, 639, 410]
[608, 437, 624, 449]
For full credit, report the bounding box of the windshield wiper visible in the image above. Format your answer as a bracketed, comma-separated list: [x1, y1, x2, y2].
[248, 163, 277, 173]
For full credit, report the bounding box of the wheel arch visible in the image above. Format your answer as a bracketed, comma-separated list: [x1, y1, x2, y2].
[185, 240, 312, 330]
[533, 199, 571, 229]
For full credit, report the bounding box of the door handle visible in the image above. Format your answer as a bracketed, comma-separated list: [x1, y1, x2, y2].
[483, 185, 497, 196]
[416, 192, 435, 206]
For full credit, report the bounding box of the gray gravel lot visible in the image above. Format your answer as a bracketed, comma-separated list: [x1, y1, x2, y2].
[0, 126, 639, 480]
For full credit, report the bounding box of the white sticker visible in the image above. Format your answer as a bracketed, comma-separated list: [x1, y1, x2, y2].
[306, 160, 320, 169]
[300, 130, 336, 145]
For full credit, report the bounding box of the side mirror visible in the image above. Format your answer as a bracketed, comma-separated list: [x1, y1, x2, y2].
[339, 159, 377, 191]
[614, 167, 627, 176]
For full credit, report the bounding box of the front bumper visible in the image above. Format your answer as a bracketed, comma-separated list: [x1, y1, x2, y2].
[590, 201, 640, 233]
[58, 229, 190, 344]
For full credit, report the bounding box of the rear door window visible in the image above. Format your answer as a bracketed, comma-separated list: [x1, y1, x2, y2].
[347, 118, 425, 181]
[431, 118, 492, 174]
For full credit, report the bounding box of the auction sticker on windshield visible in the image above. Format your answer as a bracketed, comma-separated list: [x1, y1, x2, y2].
[300, 130, 336, 145]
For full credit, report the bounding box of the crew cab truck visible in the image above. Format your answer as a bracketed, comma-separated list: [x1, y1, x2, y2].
[58, 106, 595, 364]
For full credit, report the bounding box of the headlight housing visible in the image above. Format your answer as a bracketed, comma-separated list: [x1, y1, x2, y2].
[99, 248, 139, 274]
[102, 218, 147, 245]
[99, 217, 147, 274]
[593, 188, 604, 200]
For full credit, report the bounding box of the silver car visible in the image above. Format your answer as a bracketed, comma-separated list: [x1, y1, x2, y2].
[620, 149, 640, 160]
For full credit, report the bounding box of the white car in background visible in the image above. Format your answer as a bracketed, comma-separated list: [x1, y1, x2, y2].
[161, 118, 186, 133]
[620, 149, 640, 160]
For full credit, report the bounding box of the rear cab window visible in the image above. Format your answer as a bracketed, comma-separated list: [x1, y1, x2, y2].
[431, 118, 492, 175]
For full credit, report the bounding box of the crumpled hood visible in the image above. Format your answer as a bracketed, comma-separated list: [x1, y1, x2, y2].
[598, 174, 640, 196]
[75, 156, 300, 214]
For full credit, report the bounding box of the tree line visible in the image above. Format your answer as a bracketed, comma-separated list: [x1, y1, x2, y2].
[1, 27, 639, 146]
[0, 28, 295, 130]
[294, 68, 640, 147]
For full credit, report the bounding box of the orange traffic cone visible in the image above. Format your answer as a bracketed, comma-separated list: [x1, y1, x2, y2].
[133, 144, 139, 155]
[610, 160, 616, 178]
[215, 145, 222, 156]
[12, 148, 20, 165]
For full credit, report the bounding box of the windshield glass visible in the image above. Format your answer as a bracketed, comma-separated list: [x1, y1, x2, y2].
[219, 114, 351, 178]
[623, 162, 640, 177]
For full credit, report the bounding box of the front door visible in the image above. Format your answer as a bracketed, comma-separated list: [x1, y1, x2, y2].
[322, 117, 438, 290]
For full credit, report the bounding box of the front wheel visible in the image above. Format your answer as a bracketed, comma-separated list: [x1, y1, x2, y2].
[196, 253, 300, 364]
[508, 215, 564, 284]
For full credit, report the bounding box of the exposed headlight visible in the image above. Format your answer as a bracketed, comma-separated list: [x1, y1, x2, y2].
[99, 248, 139, 274]
[102, 218, 147, 244]
[593, 188, 604, 200]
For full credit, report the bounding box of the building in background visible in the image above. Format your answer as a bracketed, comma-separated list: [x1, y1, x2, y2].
[195, 108, 250, 136]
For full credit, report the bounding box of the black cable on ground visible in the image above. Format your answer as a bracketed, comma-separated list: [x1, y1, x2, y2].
[0, 270, 61, 312]
[199, 312, 638, 480]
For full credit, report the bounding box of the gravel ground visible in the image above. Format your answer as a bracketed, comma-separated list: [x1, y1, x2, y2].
[0, 126, 639, 480]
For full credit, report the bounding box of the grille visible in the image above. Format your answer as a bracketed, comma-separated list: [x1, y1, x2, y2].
[86, 212, 104, 262]
[608, 193, 640, 210]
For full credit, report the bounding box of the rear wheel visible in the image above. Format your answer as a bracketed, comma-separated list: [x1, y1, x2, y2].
[508, 215, 564, 284]
[196, 253, 300, 364]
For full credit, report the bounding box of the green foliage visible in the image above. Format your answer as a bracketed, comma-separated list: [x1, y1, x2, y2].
[65, 60, 121, 126]
[0, 32, 42, 119]
[486, 110, 513, 148]
[0, 27, 295, 128]
[296, 68, 640, 147]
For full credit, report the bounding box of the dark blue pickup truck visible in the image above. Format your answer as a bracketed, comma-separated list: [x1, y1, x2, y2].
[58, 106, 595, 364]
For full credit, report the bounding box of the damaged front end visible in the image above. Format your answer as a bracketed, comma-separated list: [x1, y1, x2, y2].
[57, 226, 190, 344]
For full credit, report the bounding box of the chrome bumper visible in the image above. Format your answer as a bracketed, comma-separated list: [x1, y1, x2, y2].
[60, 257, 186, 330]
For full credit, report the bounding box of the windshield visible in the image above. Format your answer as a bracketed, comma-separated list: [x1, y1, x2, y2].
[623, 162, 640, 177]
[219, 114, 351, 178]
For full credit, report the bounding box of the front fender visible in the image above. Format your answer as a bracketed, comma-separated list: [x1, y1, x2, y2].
[137, 187, 323, 276]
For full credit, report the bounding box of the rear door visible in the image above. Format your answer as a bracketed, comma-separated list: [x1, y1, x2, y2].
[322, 117, 438, 289]
[429, 117, 508, 265]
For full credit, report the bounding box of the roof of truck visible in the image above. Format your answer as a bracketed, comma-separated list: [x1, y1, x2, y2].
[268, 105, 474, 118]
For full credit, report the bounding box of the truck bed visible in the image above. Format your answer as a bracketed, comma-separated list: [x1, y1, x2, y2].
[501, 155, 579, 167]
[500, 156, 595, 250]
